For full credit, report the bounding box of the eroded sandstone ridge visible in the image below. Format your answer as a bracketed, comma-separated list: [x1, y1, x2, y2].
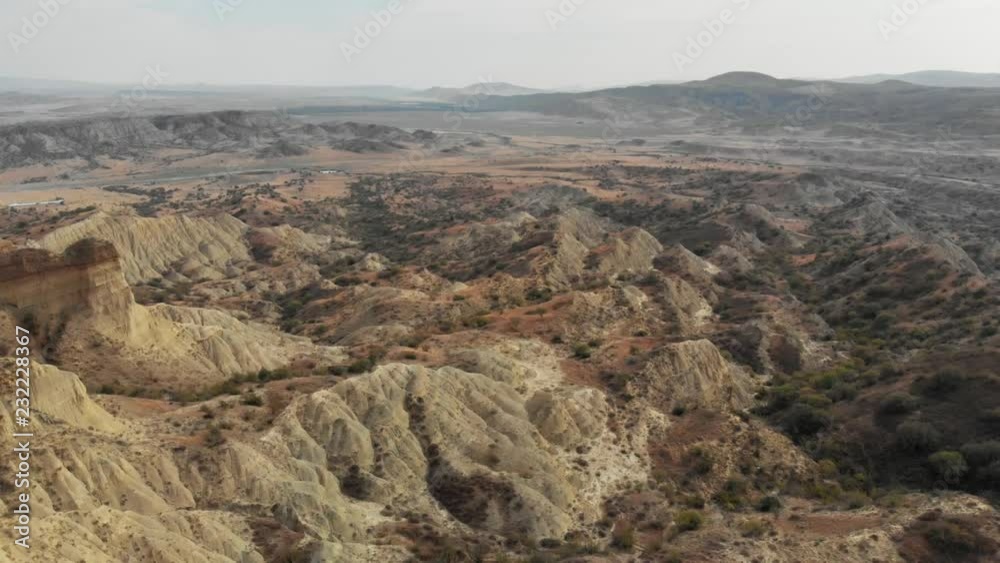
[38, 211, 252, 285]
[0, 241, 344, 391]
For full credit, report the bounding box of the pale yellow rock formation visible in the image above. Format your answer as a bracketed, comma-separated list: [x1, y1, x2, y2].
[40, 210, 251, 284]
[632, 339, 755, 412]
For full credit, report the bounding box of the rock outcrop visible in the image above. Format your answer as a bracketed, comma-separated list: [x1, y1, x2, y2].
[631, 339, 755, 412]
[40, 210, 251, 284]
[657, 243, 722, 285]
[593, 227, 662, 278]
[0, 338, 649, 561]
[658, 275, 714, 335]
[248, 224, 332, 264]
[561, 285, 654, 342]
[0, 241, 343, 390]
[0, 239, 135, 342]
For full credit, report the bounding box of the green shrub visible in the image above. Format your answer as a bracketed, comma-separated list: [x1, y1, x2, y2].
[756, 495, 782, 513]
[825, 382, 858, 402]
[348, 357, 376, 374]
[981, 407, 1000, 423]
[799, 392, 833, 409]
[759, 384, 799, 413]
[928, 451, 969, 485]
[688, 447, 713, 475]
[817, 459, 839, 478]
[281, 299, 303, 320]
[807, 481, 844, 503]
[462, 315, 489, 328]
[781, 404, 831, 439]
[674, 510, 703, 532]
[241, 393, 263, 407]
[919, 518, 997, 556]
[896, 421, 941, 453]
[205, 425, 226, 448]
[912, 370, 963, 397]
[265, 367, 293, 382]
[878, 393, 918, 415]
[681, 495, 705, 509]
[526, 287, 553, 302]
[879, 364, 903, 380]
[610, 521, 635, 550]
[738, 518, 771, 538]
[959, 441, 1000, 468]
[842, 490, 870, 509]
[980, 461, 1000, 483]
[573, 343, 593, 359]
[713, 478, 749, 511]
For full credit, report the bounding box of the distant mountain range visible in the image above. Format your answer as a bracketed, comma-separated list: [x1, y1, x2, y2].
[0, 76, 547, 101]
[418, 82, 545, 101]
[0, 76, 115, 94]
[473, 71, 1000, 137]
[5, 70, 999, 100]
[4, 71, 999, 136]
[838, 70, 1000, 88]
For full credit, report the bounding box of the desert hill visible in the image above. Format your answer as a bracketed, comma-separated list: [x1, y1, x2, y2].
[475, 72, 1000, 136]
[420, 82, 544, 101]
[0, 110, 436, 168]
[839, 70, 1000, 89]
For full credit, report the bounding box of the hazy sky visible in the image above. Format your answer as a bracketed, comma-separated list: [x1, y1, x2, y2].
[2, 0, 998, 89]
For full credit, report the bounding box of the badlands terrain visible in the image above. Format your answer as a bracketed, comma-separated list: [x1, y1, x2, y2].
[0, 75, 999, 562]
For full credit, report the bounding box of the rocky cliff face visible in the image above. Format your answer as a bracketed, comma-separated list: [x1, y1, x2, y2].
[40, 210, 252, 285]
[0, 240, 344, 390]
[593, 227, 663, 278]
[631, 339, 755, 412]
[0, 239, 133, 342]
